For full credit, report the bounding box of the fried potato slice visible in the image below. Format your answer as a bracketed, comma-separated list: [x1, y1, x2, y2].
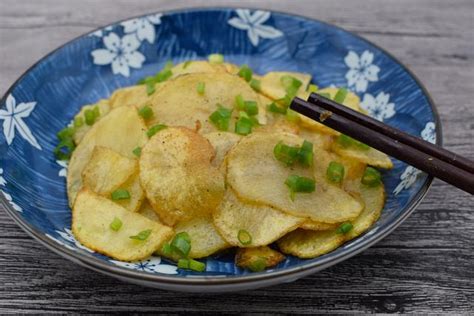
[114, 174, 145, 213]
[171, 60, 228, 77]
[82, 146, 136, 196]
[139, 127, 225, 226]
[72, 189, 173, 261]
[67, 106, 148, 205]
[278, 180, 385, 258]
[331, 141, 393, 169]
[227, 132, 363, 223]
[213, 189, 304, 247]
[148, 72, 266, 134]
[73, 99, 110, 144]
[300, 221, 338, 231]
[235, 246, 285, 271]
[109, 85, 150, 109]
[138, 201, 161, 222]
[203, 131, 242, 168]
[259, 71, 312, 100]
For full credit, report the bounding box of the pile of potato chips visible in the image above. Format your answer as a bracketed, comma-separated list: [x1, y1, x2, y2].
[64, 58, 391, 272]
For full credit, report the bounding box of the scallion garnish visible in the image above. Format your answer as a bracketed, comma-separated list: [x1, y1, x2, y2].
[273, 141, 300, 166]
[111, 189, 130, 200]
[129, 229, 152, 241]
[298, 140, 313, 167]
[155, 69, 172, 82]
[307, 84, 318, 93]
[333, 88, 348, 104]
[57, 126, 75, 141]
[170, 232, 191, 258]
[74, 117, 84, 128]
[337, 134, 370, 150]
[138, 105, 154, 120]
[208, 53, 224, 64]
[235, 116, 253, 135]
[54, 138, 75, 161]
[84, 108, 97, 126]
[209, 105, 232, 131]
[243, 100, 259, 116]
[238, 65, 253, 82]
[147, 124, 167, 138]
[361, 166, 382, 187]
[92, 106, 100, 118]
[326, 161, 345, 184]
[146, 82, 156, 96]
[286, 108, 300, 123]
[235, 94, 245, 110]
[276, 94, 292, 108]
[196, 82, 205, 95]
[132, 146, 141, 157]
[177, 258, 206, 272]
[285, 175, 315, 200]
[237, 229, 252, 245]
[280, 75, 302, 96]
[182, 60, 192, 69]
[336, 222, 353, 234]
[248, 258, 266, 272]
[249, 78, 261, 92]
[267, 102, 287, 114]
[109, 217, 123, 231]
[177, 258, 189, 269]
[161, 243, 172, 256]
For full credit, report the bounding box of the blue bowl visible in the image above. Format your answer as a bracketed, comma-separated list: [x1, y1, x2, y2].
[0, 8, 439, 292]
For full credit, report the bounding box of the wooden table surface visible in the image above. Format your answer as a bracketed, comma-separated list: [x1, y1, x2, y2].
[0, 0, 473, 313]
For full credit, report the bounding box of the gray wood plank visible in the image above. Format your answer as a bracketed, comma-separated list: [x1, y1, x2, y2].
[0, 0, 473, 313]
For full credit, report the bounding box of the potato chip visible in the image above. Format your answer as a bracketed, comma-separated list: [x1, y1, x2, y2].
[73, 99, 110, 144]
[259, 71, 312, 100]
[138, 201, 161, 222]
[213, 189, 304, 247]
[72, 189, 174, 261]
[139, 127, 225, 226]
[114, 174, 145, 213]
[203, 131, 241, 168]
[82, 146, 136, 196]
[148, 72, 266, 134]
[300, 221, 338, 231]
[235, 246, 285, 270]
[67, 106, 148, 205]
[227, 132, 363, 223]
[171, 60, 227, 77]
[109, 85, 150, 109]
[331, 141, 393, 169]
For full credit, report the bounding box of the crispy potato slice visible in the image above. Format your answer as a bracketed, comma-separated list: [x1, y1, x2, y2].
[72, 189, 173, 261]
[213, 189, 304, 247]
[109, 85, 150, 109]
[227, 132, 363, 223]
[171, 60, 228, 77]
[67, 106, 148, 205]
[235, 246, 285, 271]
[139, 127, 225, 226]
[82, 146, 136, 196]
[203, 131, 242, 168]
[278, 180, 385, 258]
[222, 62, 240, 75]
[138, 201, 161, 222]
[73, 99, 110, 144]
[259, 71, 312, 100]
[300, 221, 338, 231]
[297, 129, 333, 151]
[331, 141, 393, 169]
[148, 72, 266, 134]
[114, 174, 145, 213]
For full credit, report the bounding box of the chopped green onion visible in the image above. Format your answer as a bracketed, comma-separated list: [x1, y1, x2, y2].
[276, 94, 292, 108]
[249, 78, 261, 92]
[237, 229, 252, 245]
[92, 106, 100, 118]
[132, 146, 141, 157]
[161, 243, 172, 256]
[146, 82, 155, 96]
[196, 82, 205, 95]
[208, 53, 224, 64]
[243, 100, 259, 116]
[170, 232, 191, 258]
[307, 84, 318, 93]
[280, 75, 302, 96]
[111, 189, 130, 200]
[74, 117, 84, 128]
[129, 229, 152, 241]
[285, 175, 315, 200]
[337, 134, 370, 150]
[298, 140, 313, 167]
[155, 69, 172, 82]
[326, 161, 345, 183]
[238, 65, 253, 82]
[147, 124, 167, 138]
[84, 109, 97, 126]
[248, 258, 266, 272]
[188, 259, 206, 272]
[182, 60, 192, 69]
[109, 217, 123, 231]
[57, 126, 75, 141]
[286, 108, 300, 123]
[336, 222, 353, 234]
[318, 92, 331, 99]
[138, 105, 154, 120]
[235, 116, 253, 135]
[235, 94, 245, 110]
[209, 106, 232, 131]
[54, 138, 75, 161]
[361, 166, 382, 187]
[267, 102, 287, 114]
[177, 258, 189, 269]
[273, 141, 300, 166]
[334, 88, 348, 104]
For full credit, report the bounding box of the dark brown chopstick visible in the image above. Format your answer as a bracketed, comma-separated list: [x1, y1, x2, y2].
[308, 93, 474, 174]
[290, 96, 474, 195]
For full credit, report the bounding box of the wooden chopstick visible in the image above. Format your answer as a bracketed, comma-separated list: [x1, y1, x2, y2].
[290, 96, 474, 195]
[308, 93, 474, 174]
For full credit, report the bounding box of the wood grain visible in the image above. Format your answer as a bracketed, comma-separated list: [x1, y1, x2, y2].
[0, 0, 473, 313]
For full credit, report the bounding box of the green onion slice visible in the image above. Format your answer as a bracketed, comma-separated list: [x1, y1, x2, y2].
[237, 229, 252, 245]
[249, 78, 261, 92]
[182, 60, 192, 69]
[155, 69, 172, 82]
[238, 65, 253, 82]
[138, 105, 154, 120]
[161, 243, 172, 256]
[243, 100, 259, 116]
[297, 140, 313, 167]
[361, 166, 382, 187]
[74, 117, 84, 128]
[111, 189, 130, 200]
[235, 117, 253, 135]
[286, 108, 300, 123]
[84, 109, 97, 126]
[267, 102, 287, 114]
[307, 84, 318, 93]
[326, 161, 345, 183]
[177, 258, 189, 269]
[170, 232, 191, 258]
[280, 75, 302, 96]
[333, 88, 348, 104]
[109, 217, 123, 231]
[188, 259, 206, 272]
[336, 222, 353, 234]
[132, 146, 141, 157]
[57, 126, 75, 141]
[196, 82, 205, 95]
[273, 141, 300, 166]
[209, 106, 232, 131]
[54, 139, 75, 161]
[146, 82, 155, 96]
[248, 258, 266, 272]
[235, 94, 245, 110]
[147, 124, 167, 138]
[208, 53, 224, 64]
[285, 175, 315, 200]
[129, 229, 152, 241]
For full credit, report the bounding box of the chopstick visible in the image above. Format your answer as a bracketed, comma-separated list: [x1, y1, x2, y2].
[290, 95, 474, 195]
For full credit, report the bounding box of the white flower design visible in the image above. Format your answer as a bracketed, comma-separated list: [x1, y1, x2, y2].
[121, 13, 163, 44]
[0, 94, 42, 150]
[344, 50, 380, 92]
[360, 92, 396, 121]
[0, 168, 6, 186]
[228, 9, 283, 46]
[46, 228, 94, 253]
[421, 122, 436, 144]
[1, 190, 22, 212]
[56, 160, 68, 177]
[91, 32, 145, 77]
[110, 256, 178, 275]
[89, 26, 113, 38]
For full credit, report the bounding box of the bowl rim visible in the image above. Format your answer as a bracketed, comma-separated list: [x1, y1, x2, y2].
[0, 6, 441, 286]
